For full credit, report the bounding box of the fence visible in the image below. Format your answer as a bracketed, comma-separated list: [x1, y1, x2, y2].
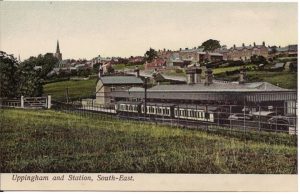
[52, 100, 297, 135]
[0, 96, 52, 109]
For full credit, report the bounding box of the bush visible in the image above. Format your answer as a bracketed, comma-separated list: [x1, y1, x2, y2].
[225, 60, 245, 67]
[175, 69, 184, 74]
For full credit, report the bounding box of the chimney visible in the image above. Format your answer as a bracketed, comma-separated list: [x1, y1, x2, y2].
[253, 42, 256, 47]
[239, 66, 246, 84]
[233, 44, 236, 49]
[242, 43, 245, 47]
[134, 66, 140, 77]
[194, 67, 202, 84]
[98, 66, 103, 78]
[204, 68, 213, 85]
[262, 41, 265, 46]
[186, 68, 195, 84]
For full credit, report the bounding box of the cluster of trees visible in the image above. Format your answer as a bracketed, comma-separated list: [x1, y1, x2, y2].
[24, 53, 59, 78]
[48, 68, 93, 79]
[144, 48, 158, 62]
[0, 52, 59, 98]
[200, 39, 221, 52]
[250, 55, 267, 65]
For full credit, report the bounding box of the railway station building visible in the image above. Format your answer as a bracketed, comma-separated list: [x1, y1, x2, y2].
[109, 67, 297, 115]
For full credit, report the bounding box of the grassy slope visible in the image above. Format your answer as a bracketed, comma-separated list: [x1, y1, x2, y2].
[0, 109, 297, 173]
[114, 64, 144, 71]
[247, 71, 297, 89]
[213, 64, 255, 74]
[43, 78, 97, 101]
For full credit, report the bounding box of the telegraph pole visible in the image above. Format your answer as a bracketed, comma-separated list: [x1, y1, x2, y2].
[144, 77, 148, 118]
[65, 87, 69, 103]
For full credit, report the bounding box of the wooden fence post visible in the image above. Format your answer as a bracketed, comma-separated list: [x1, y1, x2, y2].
[21, 96, 24, 108]
[47, 95, 51, 109]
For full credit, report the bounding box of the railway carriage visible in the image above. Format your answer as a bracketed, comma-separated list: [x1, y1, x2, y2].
[115, 101, 219, 123]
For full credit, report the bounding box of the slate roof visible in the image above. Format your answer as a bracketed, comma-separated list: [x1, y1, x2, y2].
[100, 76, 143, 85]
[276, 47, 289, 52]
[161, 74, 187, 82]
[147, 81, 288, 92]
[272, 63, 285, 69]
[125, 71, 187, 82]
[230, 45, 266, 51]
[180, 48, 204, 52]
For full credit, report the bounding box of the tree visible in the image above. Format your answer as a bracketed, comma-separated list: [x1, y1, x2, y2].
[200, 39, 221, 52]
[40, 53, 58, 78]
[0, 51, 43, 98]
[106, 65, 115, 74]
[144, 48, 158, 62]
[250, 55, 267, 65]
[21, 53, 58, 79]
[17, 59, 43, 97]
[0, 53, 19, 97]
[93, 63, 101, 74]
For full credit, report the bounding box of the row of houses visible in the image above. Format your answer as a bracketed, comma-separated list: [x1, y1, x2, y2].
[145, 42, 297, 70]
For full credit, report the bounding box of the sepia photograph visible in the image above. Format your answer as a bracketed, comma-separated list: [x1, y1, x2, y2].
[0, 0, 298, 191]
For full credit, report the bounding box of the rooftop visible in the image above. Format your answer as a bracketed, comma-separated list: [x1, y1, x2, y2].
[100, 76, 143, 85]
[147, 81, 289, 92]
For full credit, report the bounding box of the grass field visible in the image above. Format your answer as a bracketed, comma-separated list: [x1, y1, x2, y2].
[113, 64, 144, 71]
[213, 64, 255, 74]
[0, 109, 297, 173]
[43, 78, 97, 101]
[247, 71, 297, 89]
[215, 71, 297, 89]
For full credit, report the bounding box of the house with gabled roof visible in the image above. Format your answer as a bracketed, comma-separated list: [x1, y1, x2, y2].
[95, 74, 143, 105]
[224, 42, 269, 61]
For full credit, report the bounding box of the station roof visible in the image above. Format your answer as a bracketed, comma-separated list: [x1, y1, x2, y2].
[147, 81, 289, 92]
[100, 76, 143, 85]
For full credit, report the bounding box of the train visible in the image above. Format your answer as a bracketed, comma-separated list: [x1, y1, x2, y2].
[114, 101, 294, 132]
[115, 101, 220, 123]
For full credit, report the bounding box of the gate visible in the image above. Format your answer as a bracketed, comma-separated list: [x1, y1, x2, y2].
[0, 96, 51, 109]
[23, 97, 48, 109]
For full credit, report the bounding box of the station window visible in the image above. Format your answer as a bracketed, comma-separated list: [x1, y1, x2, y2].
[110, 87, 116, 92]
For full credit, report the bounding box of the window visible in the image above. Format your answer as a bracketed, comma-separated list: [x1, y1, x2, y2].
[110, 87, 116, 92]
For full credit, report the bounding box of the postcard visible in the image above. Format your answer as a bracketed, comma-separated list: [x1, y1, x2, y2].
[0, 1, 298, 191]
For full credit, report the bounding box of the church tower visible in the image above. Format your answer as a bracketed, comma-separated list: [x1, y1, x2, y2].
[54, 40, 62, 61]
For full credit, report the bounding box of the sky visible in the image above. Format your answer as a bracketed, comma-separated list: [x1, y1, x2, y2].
[0, 1, 298, 60]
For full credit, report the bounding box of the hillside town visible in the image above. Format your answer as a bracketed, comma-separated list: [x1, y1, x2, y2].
[29, 39, 297, 79]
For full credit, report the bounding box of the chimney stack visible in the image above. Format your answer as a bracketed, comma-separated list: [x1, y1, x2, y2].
[239, 66, 246, 84]
[253, 42, 256, 47]
[98, 66, 103, 78]
[204, 68, 213, 85]
[186, 68, 195, 84]
[134, 66, 140, 77]
[194, 66, 202, 84]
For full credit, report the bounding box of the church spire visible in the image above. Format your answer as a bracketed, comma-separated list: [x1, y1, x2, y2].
[56, 40, 60, 53]
[54, 40, 62, 61]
